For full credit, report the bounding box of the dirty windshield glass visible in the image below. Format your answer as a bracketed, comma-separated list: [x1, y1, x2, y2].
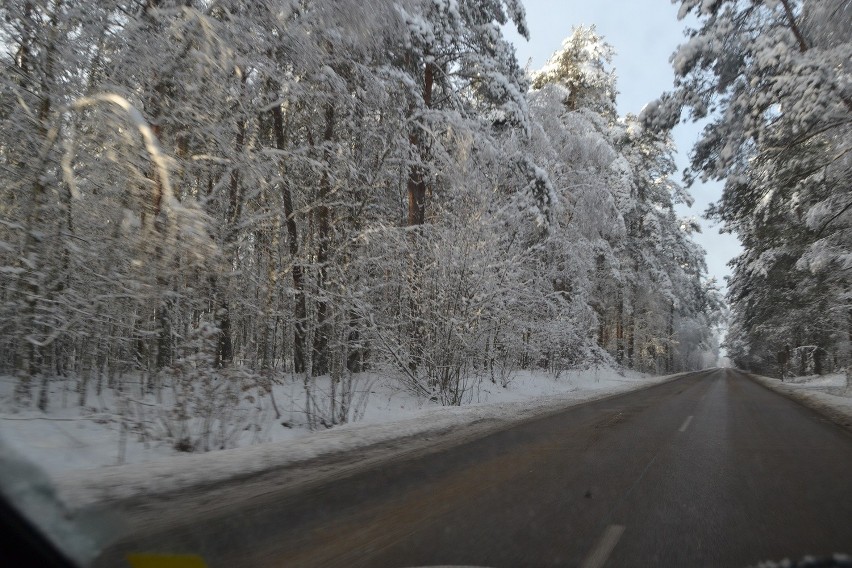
[1, 1, 850, 567]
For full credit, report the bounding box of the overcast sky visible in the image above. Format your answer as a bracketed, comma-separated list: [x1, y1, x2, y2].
[503, 0, 742, 293]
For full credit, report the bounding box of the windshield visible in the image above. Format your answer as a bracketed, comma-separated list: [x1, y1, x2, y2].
[1, 1, 850, 567]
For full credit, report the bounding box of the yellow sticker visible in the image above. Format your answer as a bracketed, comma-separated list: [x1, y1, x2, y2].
[126, 554, 208, 568]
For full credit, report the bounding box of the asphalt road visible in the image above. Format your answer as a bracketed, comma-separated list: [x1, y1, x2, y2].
[96, 369, 852, 567]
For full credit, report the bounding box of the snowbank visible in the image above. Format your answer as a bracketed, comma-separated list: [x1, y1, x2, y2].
[748, 372, 852, 431]
[1, 367, 684, 510]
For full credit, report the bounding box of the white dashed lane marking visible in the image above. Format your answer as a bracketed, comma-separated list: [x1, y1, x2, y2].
[581, 524, 625, 568]
[679, 415, 694, 432]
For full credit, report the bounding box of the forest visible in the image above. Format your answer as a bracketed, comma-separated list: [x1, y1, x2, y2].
[2, 0, 726, 444]
[647, 0, 851, 380]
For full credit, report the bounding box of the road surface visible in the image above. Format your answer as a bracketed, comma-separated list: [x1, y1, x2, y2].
[95, 369, 852, 567]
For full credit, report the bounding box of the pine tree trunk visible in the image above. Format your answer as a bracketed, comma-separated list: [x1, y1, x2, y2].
[616, 292, 624, 365]
[845, 307, 851, 391]
[14, 1, 59, 405]
[217, 300, 233, 367]
[214, 77, 247, 368]
[145, 2, 172, 371]
[312, 102, 334, 376]
[626, 297, 635, 370]
[667, 300, 675, 373]
[405, 60, 435, 374]
[272, 104, 307, 373]
[407, 62, 433, 227]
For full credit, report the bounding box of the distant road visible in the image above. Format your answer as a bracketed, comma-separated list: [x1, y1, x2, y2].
[97, 369, 852, 567]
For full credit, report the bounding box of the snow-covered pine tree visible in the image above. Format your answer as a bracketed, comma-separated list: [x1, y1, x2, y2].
[645, 0, 850, 375]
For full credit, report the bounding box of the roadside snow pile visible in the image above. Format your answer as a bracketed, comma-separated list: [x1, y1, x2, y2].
[783, 372, 848, 390]
[749, 372, 852, 430]
[1, 367, 679, 508]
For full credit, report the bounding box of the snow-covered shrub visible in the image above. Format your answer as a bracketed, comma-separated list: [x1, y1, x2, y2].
[161, 323, 250, 452]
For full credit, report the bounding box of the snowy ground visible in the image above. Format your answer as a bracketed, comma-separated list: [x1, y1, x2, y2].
[749, 371, 852, 430]
[0, 366, 681, 510]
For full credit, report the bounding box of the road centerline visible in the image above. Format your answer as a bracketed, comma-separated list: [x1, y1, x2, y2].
[581, 524, 626, 568]
[679, 415, 694, 432]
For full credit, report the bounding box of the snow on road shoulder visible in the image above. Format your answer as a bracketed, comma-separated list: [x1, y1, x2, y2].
[749, 372, 852, 431]
[2, 367, 684, 510]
